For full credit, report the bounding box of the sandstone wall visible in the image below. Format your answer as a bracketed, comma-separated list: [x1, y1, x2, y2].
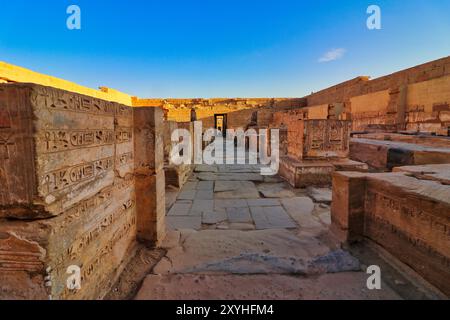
[0, 84, 164, 299]
[331, 168, 450, 296]
[132, 97, 307, 124]
[304, 56, 450, 134]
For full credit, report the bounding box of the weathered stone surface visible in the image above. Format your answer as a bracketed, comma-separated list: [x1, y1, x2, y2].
[247, 199, 280, 207]
[250, 206, 297, 230]
[331, 169, 450, 296]
[190, 200, 214, 215]
[226, 207, 252, 223]
[0, 84, 121, 219]
[214, 181, 260, 199]
[197, 172, 264, 182]
[195, 190, 214, 200]
[215, 199, 248, 209]
[281, 197, 323, 229]
[307, 187, 332, 204]
[279, 156, 367, 188]
[136, 273, 400, 300]
[177, 190, 196, 200]
[393, 164, 450, 184]
[0, 84, 144, 300]
[167, 201, 192, 216]
[155, 229, 331, 274]
[257, 183, 296, 198]
[202, 210, 227, 225]
[350, 138, 450, 171]
[166, 216, 202, 231]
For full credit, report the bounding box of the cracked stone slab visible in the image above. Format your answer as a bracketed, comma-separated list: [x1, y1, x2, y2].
[214, 181, 260, 199]
[135, 273, 401, 300]
[159, 229, 330, 274]
[250, 206, 297, 230]
[257, 183, 296, 198]
[167, 216, 202, 230]
[307, 187, 332, 204]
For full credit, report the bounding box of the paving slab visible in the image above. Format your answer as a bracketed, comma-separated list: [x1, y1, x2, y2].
[226, 207, 253, 223]
[197, 181, 214, 190]
[195, 165, 218, 173]
[202, 210, 227, 225]
[195, 190, 214, 200]
[177, 190, 196, 200]
[183, 181, 198, 191]
[136, 273, 401, 300]
[257, 183, 296, 198]
[159, 229, 331, 274]
[247, 199, 280, 207]
[198, 172, 264, 182]
[167, 201, 192, 216]
[215, 199, 248, 209]
[250, 206, 297, 230]
[281, 197, 323, 229]
[190, 199, 214, 215]
[167, 216, 202, 231]
[214, 181, 260, 199]
[307, 187, 332, 204]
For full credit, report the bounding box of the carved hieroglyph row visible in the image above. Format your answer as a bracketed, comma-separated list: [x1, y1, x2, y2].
[365, 188, 450, 264]
[33, 86, 133, 118]
[304, 120, 350, 154]
[40, 127, 133, 153]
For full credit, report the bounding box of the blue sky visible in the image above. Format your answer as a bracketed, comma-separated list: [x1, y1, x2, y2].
[0, 0, 449, 98]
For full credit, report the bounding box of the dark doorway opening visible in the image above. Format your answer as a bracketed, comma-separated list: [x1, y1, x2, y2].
[214, 114, 227, 137]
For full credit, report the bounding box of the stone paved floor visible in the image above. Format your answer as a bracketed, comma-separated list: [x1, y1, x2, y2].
[136, 147, 402, 300]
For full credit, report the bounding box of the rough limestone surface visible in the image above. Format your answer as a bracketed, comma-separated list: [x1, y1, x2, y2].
[135, 273, 401, 300]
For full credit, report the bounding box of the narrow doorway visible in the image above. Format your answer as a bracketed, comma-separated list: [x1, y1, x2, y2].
[214, 114, 227, 137]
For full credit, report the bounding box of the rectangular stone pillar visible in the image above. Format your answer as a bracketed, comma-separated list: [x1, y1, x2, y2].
[0, 83, 137, 300]
[133, 107, 166, 245]
[330, 171, 367, 243]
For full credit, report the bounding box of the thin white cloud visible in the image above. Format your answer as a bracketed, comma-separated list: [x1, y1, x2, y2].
[318, 48, 347, 63]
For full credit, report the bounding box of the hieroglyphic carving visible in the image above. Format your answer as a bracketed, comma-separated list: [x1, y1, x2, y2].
[49, 186, 114, 236]
[304, 120, 351, 158]
[37, 87, 115, 116]
[41, 157, 114, 195]
[365, 188, 450, 257]
[115, 127, 133, 144]
[42, 129, 115, 153]
[116, 152, 134, 167]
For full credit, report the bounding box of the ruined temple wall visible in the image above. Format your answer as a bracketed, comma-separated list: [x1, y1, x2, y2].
[331, 168, 450, 296]
[0, 84, 164, 300]
[305, 56, 450, 134]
